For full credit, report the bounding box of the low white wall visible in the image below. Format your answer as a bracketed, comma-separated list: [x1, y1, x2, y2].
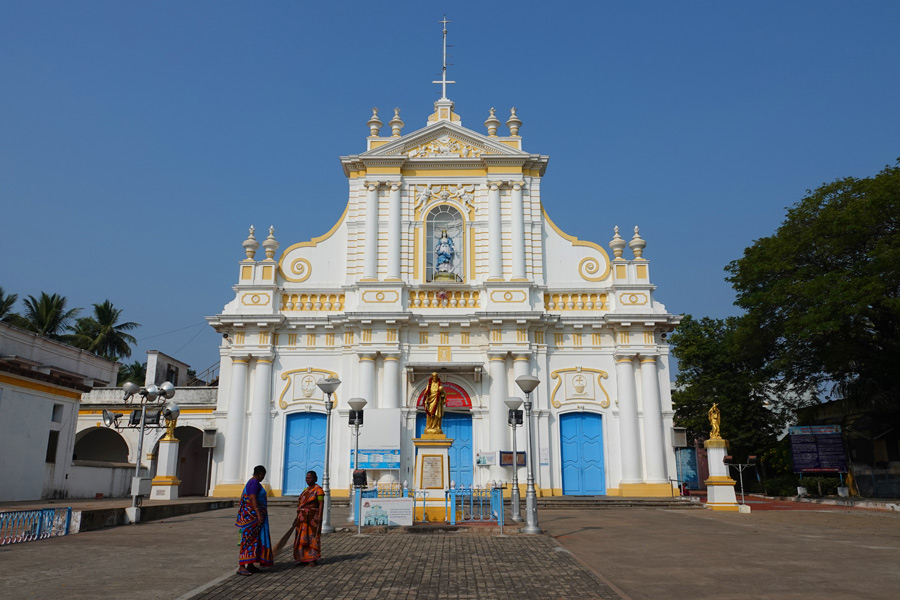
[66, 462, 148, 499]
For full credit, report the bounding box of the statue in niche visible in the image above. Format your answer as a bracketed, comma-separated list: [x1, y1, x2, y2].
[434, 229, 455, 274]
[424, 372, 446, 435]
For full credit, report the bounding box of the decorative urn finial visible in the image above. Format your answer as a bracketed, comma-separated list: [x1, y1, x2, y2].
[609, 225, 626, 259]
[263, 225, 279, 260]
[506, 107, 522, 136]
[389, 107, 404, 137]
[367, 107, 382, 137]
[242, 225, 259, 260]
[629, 226, 646, 259]
[484, 107, 501, 136]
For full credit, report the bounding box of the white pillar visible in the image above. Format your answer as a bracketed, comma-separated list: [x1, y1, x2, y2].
[223, 356, 249, 484]
[640, 356, 667, 483]
[382, 355, 400, 409]
[387, 182, 401, 280]
[247, 358, 273, 471]
[511, 181, 525, 280]
[513, 354, 531, 484]
[615, 355, 642, 484]
[364, 182, 379, 280]
[488, 354, 508, 480]
[358, 354, 376, 405]
[488, 182, 502, 279]
[151, 436, 180, 500]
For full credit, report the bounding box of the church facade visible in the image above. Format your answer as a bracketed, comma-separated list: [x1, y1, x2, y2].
[207, 94, 681, 498]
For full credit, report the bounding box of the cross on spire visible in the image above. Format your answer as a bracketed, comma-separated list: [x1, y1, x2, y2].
[432, 15, 455, 100]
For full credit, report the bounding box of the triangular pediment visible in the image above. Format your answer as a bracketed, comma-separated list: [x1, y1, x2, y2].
[361, 122, 527, 159]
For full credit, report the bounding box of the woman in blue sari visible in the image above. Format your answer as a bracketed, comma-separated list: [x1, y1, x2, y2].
[235, 465, 273, 575]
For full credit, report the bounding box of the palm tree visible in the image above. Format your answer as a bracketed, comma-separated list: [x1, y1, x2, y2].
[75, 299, 140, 360]
[118, 361, 147, 386]
[16, 292, 80, 340]
[0, 286, 18, 321]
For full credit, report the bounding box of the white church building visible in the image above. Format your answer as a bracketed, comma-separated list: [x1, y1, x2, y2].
[205, 85, 682, 499]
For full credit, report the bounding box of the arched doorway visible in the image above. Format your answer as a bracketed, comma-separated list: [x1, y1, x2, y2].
[175, 427, 209, 496]
[74, 427, 129, 462]
[283, 412, 326, 495]
[560, 412, 606, 495]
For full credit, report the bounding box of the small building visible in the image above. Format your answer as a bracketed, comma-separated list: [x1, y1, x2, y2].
[0, 322, 118, 501]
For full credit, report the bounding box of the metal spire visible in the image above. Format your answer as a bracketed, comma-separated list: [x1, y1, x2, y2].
[432, 15, 455, 100]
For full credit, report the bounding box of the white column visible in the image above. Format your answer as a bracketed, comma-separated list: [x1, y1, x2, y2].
[640, 356, 667, 483]
[387, 182, 401, 280]
[364, 182, 379, 279]
[615, 355, 642, 484]
[223, 356, 249, 484]
[510, 181, 525, 280]
[513, 354, 531, 483]
[358, 354, 376, 405]
[488, 354, 508, 480]
[488, 182, 502, 279]
[247, 358, 273, 471]
[382, 355, 400, 409]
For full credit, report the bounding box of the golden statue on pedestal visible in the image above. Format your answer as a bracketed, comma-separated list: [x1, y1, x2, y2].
[708, 403, 722, 440]
[424, 372, 446, 435]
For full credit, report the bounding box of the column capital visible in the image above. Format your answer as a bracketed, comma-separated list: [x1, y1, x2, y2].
[364, 180, 381, 191]
[231, 355, 251, 364]
[614, 354, 637, 363]
[357, 353, 377, 362]
[513, 354, 532, 362]
[511, 181, 526, 191]
[488, 181, 502, 191]
[389, 182, 401, 192]
[488, 352, 508, 361]
[639, 355, 658, 364]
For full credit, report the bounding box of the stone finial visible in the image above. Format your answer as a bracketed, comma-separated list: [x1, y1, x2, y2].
[484, 107, 501, 136]
[506, 107, 522, 136]
[389, 107, 404, 137]
[242, 225, 259, 260]
[629, 226, 646, 259]
[609, 225, 626, 259]
[263, 225, 279, 260]
[367, 107, 383, 137]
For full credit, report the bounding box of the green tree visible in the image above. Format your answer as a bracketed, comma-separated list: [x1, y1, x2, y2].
[0, 286, 18, 321]
[725, 161, 900, 413]
[118, 361, 147, 386]
[671, 315, 793, 461]
[73, 299, 140, 360]
[13, 292, 80, 340]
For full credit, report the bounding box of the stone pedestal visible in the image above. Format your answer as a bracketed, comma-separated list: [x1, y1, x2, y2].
[413, 433, 452, 522]
[704, 439, 739, 512]
[151, 437, 181, 501]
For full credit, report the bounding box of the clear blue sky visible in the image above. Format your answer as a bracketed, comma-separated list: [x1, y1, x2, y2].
[2, 1, 898, 376]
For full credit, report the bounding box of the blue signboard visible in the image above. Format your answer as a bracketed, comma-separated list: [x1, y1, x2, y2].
[351, 449, 401, 469]
[789, 426, 847, 473]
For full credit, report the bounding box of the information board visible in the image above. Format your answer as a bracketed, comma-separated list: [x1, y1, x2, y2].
[351, 449, 401, 469]
[789, 425, 847, 473]
[360, 497, 414, 527]
[421, 455, 445, 489]
[499, 451, 526, 467]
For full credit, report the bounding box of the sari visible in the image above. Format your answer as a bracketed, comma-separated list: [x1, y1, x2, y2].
[293, 483, 324, 564]
[235, 478, 273, 567]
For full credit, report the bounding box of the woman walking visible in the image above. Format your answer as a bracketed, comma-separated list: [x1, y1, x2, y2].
[235, 465, 273, 575]
[293, 470, 324, 566]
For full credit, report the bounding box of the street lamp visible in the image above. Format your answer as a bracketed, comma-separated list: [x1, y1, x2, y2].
[505, 397, 524, 522]
[515, 374, 541, 534]
[120, 381, 176, 509]
[347, 397, 367, 524]
[316, 376, 341, 535]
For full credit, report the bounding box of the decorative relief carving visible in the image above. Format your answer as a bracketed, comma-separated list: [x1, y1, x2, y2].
[579, 257, 606, 282]
[619, 293, 649, 306]
[406, 135, 492, 158]
[544, 293, 608, 311]
[362, 290, 399, 303]
[409, 290, 479, 308]
[241, 293, 270, 306]
[550, 366, 610, 408]
[414, 184, 476, 219]
[278, 366, 340, 409]
[282, 258, 312, 283]
[281, 293, 345, 312]
[490, 290, 527, 303]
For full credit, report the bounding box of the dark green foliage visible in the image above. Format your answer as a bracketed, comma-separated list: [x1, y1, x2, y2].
[118, 361, 147, 386]
[72, 300, 140, 360]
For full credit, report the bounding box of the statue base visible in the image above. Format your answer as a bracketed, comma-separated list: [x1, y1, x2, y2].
[433, 272, 457, 282]
[413, 434, 454, 522]
[704, 438, 740, 512]
[150, 438, 181, 500]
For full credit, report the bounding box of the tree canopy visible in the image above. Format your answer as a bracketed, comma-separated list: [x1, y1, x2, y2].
[725, 161, 900, 412]
[73, 300, 140, 360]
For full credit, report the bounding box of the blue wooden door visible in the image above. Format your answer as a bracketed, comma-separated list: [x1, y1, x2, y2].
[416, 413, 473, 487]
[560, 413, 605, 495]
[676, 447, 700, 490]
[283, 413, 327, 495]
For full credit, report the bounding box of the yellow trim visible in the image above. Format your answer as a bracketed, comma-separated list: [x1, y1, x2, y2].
[636, 264, 648, 279]
[211, 484, 244, 498]
[705, 476, 737, 486]
[486, 165, 523, 174]
[278, 202, 349, 278]
[401, 168, 488, 177]
[414, 227, 421, 281]
[359, 355, 375, 361]
[366, 166, 400, 174]
[262, 265, 273, 280]
[707, 504, 741, 512]
[151, 475, 182, 486]
[640, 356, 657, 363]
[257, 359, 273, 364]
[606, 488, 621, 496]
[619, 482, 675, 497]
[367, 140, 389, 149]
[704, 439, 729, 449]
[240, 265, 252, 281]
[0, 373, 82, 399]
[542, 206, 611, 280]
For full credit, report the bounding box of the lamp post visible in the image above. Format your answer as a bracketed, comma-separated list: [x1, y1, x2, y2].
[505, 397, 524, 522]
[121, 381, 176, 509]
[347, 397, 367, 524]
[316, 376, 341, 535]
[515, 374, 541, 534]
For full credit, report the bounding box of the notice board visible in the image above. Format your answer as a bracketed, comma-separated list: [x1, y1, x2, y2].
[789, 425, 847, 473]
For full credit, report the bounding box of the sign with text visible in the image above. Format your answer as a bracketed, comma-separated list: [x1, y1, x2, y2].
[421, 455, 445, 489]
[351, 449, 401, 469]
[360, 497, 414, 527]
[789, 425, 847, 473]
[499, 451, 526, 467]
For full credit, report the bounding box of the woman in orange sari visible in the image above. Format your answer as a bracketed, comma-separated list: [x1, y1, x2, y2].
[293, 470, 324, 566]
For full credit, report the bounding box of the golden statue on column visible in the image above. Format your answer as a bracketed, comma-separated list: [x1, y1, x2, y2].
[708, 403, 722, 440]
[424, 372, 446, 435]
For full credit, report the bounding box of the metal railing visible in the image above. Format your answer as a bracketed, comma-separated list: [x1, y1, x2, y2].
[445, 486, 504, 525]
[0, 508, 72, 546]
